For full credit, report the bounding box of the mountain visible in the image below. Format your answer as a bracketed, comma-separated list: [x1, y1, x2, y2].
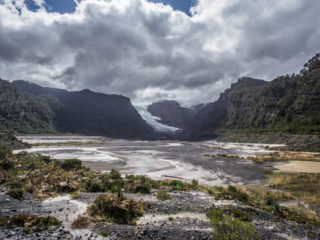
[0, 79, 55, 134]
[147, 100, 197, 130]
[190, 53, 320, 138]
[13, 80, 154, 139]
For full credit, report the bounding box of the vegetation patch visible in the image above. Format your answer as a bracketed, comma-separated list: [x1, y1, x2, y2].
[87, 194, 144, 225]
[206, 208, 259, 240]
[156, 190, 172, 200]
[71, 215, 90, 229]
[7, 188, 24, 200]
[247, 152, 320, 164]
[0, 215, 61, 233]
[208, 185, 319, 225]
[268, 172, 320, 206]
[59, 159, 82, 171]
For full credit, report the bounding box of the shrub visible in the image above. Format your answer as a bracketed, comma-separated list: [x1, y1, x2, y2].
[7, 188, 24, 200]
[0, 158, 14, 170]
[0, 215, 61, 232]
[84, 179, 104, 192]
[135, 184, 151, 194]
[190, 179, 199, 190]
[206, 208, 259, 240]
[71, 215, 89, 229]
[214, 186, 249, 203]
[156, 190, 172, 200]
[88, 194, 144, 225]
[265, 196, 280, 212]
[169, 180, 184, 190]
[229, 209, 251, 222]
[110, 169, 121, 179]
[39, 155, 51, 164]
[0, 143, 12, 159]
[60, 159, 82, 171]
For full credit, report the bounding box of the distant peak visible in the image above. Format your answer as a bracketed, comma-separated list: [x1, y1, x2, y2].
[81, 89, 92, 93]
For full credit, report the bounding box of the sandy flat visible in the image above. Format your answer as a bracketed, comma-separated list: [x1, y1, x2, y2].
[276, 161, 320, 173]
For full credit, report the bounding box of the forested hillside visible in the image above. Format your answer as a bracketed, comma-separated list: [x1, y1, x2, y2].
[0, 79, 55, 134]
[190, 53, 320, 138]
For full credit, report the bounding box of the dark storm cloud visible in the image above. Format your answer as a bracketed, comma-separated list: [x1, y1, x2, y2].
[0, 0, 319, 105]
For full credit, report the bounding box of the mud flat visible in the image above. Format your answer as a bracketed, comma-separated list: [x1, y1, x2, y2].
[14, 136, 285, 186]
[276, 161, 320, 173]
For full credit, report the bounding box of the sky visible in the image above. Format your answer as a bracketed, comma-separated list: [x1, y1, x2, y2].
[0, 0, 319, 106]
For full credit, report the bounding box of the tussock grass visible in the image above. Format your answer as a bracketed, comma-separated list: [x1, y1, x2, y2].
[247, 151, 320, 163]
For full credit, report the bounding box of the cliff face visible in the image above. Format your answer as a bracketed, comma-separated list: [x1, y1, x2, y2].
[14, 80, 154, 139]
[147, 100, 196, 130]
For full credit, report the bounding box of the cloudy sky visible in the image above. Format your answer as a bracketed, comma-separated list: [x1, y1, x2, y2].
[0, 0, 319, 106]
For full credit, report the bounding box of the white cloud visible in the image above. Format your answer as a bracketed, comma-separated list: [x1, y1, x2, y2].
[0, 0, 319, 105]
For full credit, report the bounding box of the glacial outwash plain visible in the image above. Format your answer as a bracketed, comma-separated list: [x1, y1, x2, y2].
[1, 0, 320, 239]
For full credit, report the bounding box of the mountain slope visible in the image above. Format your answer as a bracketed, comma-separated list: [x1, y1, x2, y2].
[190, 53, 320, 138]
[14, 81, 154, 139]
[0, 79, 55, 134]
[147, 100, 196, 130]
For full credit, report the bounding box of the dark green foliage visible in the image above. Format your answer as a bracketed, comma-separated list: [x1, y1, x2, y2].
[110, 169, 121, 179]
[84, 179, 104, 192]
[206, 208, 259, 240]
[0, 143, 12, 160]
[0, 158, 14, 170]
[0, 215, 61, 233]
[229, 209, 252, 222]
[59, 159, 82, 171]
[88, 194, 144, 225]
[7, 188, 24, 200]
[266, 196, 280, 212]
[39, 155, 51, 164]
[0, 79, 55, 134]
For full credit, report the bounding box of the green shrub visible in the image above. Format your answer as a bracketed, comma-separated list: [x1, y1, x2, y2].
[0, 158, 14, 170]
[88, 194, 144, 225]
[156, 190, 172, 200]
[7, 188, 24, 200]
[110, 169, 122, 179]
[229, 209, 251, 222]
[39, 155, 51, 164]
[60, 159, 82, 171]
[206, 208, 259, 240]
[0, 143, 12, 159]
[84, 179, 104, 192]
[265, 196, 280, 212]
[0, 215, 61, 232]
[214, 186, 249, 203]
[169, 180, 184, 190]
[190, 179, 199, 190]
[135, 184, 151, 194]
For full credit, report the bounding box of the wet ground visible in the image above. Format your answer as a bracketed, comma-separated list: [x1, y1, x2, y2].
[15, 136, 285, 186]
